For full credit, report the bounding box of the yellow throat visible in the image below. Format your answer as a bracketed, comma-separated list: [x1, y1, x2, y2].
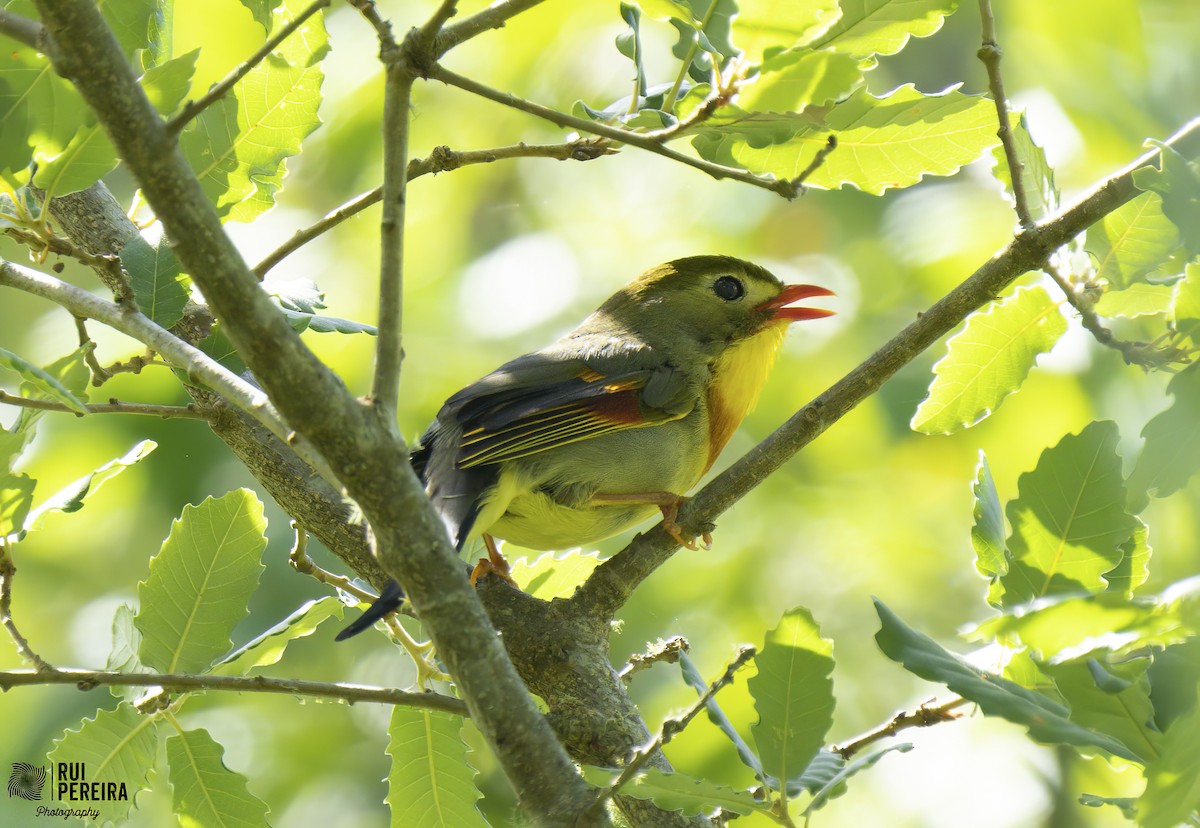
[704, 321, 789, 473]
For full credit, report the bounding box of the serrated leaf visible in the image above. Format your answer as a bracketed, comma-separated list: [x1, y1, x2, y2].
[0, 407, 40, 473]
[971, 452, 1008, 606]
[580, 766, 760, 816]
[49, 703, 157, 825]
[213, 597, 345, 675]
[31, 121, 120, 197]
[1045, 657, 1163, 762]
[804, 743, 913, 814]
[25, 440, 156, 530]
[679, 651, 766, 781]
[1094, 283, 1176, 319]
[991, 112, 1058, 220]
[180, 0, 327, 221]
[1139, 699, 1200, 827]
[1127, 362, 1200, 511]
[1134, 143, 1200, 255]
[106, 603, 155, 700]
[167, 728, 270, 828]
[141, 50, 201, 116]
[0, 472, 35, 537]
[806, 0, 961, 58]
[912, 286, 1066, 434]
[1086, 191, 1180, 289]
[874, 599, 1142, 761]
[136, 489, 268, 673]
[0, 346, 88, 413]
[1170, 261, 1200, 344]
[1105, 520, 1151, 598]
[121, 234, 191, 328]
[1000, 421, 1138, 606]
[386, 706, 488, 828]
[509, 549, 603, 600]
[734, 0, 842, 58]
[237, 0, 275, 31]
[738, 48, 862, 114]
[692, 84, 1000, 195]
[749, 606, 835, 792]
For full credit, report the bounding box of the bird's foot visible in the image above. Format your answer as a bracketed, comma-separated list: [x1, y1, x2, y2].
[469, 533, 520, 588]
[658, 498, 713, 551]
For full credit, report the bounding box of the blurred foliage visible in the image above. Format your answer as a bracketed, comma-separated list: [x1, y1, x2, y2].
[1, 0, 1199, 826]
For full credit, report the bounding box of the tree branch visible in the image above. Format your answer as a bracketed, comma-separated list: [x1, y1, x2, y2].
[165, 0, 331, 135]
[0, 390, 208, 419]
[433, 0, 548, 56]
[0, 542, 55, 673]
[570, 116, 1200, 621]
[33, 2, 605, 823]
[834, 698, 969, 759]
[251, 139, 613, 279]
[0, 667, 469, 712]
[428, 63, 805, 199]
[0, 7, 45, 51]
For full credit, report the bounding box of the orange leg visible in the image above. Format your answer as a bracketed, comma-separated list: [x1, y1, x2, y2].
[589, 491, 713, 551]
[469, 533, 519, 588]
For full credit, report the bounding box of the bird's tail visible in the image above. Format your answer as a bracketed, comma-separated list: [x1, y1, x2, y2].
[334, 579, 405, 641]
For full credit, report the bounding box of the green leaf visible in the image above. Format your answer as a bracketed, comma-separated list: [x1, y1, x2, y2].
[197, 324, 247, 375]
[30, 120, 120, 197]
[0, 407, 40, 473]
[874, 599, 1142, 761]
[49, 703, 158, 825]
[580, 766, 761, 816]
[1086, 191, 1180, 289]
[991, 112, 1058, 221]
[280, 308, 377, 335]
[0, 472, 35, 537]
[749, 606, 835, 791]
[106, 603, 154, 701]
[737, 48, 863, 114]
[136, 489, 268, 673]
[1000, 421, 1138, 606]
[1127, 362, 1200, 511]
[509, 549, 603, 600]
[120, 233, 191, 328]
[692, 84, 1000, 195]
[1044, 657, 1163, 762]
[167, 728, 271, 828]
[1080, 794, 1139, 819]
[1105, 520, 1151, 598]
[806, 0, 961, 58]
[141, 50, 201, 116]
[97, 0, 158, 58]
[180, 0, 327, 221]
[679, 651, 765, 781]
[971, 452, 1008, 606]
[237, 0, 275, 31]
[213, 597, 345, 675]
[1139, 698, 1200, 827]
[734, 0, 842, 59]
[38, 343, 92, 400]
[1094, 283, 1176, 319]
[0, 346, 89, 413]
[616, 3, 647, 99]
[1170, 261, 1200, 344]
[25, 440, 156, 530]
[1133, 143, 1200, 255]
[911, 286, 1066, 434]
[386, 707, 488, 828]
[804, 743, 913, 814]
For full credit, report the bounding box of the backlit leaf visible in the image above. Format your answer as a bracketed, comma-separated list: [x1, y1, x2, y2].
[1086, 191, 1179, 289]
[0, 472, 35, 537]
[971, 452, 1008, 606]
[734, 0, 842, 59]
[1127, 362, 1200, 511]
[386, 707, 488, 828]
[991, 112, 1058, 221]
[25, 440, 156, 529]
[120, 233, 191, 328]
[806, 0, 961, 58]
[581, 766, 760, 816]
[167, 728, 270, 828]
[1044, 657, 1162, 763]
[0, 346, 89, 413]
[912, 286, 1066, 434]
[510, 549, 603, 600]
[1138, 699, 1200, 827]
[1170, 260, 1200, 343]
[1094, 283, 1175, 319]
[738, 48, 862, 114]
[213, 597, 345, 675]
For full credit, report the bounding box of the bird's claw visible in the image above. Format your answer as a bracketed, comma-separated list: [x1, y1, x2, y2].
[660, 500, 713, 550]
[469, 557, 519, 589]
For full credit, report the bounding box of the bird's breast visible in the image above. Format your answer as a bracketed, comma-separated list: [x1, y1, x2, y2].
[703, 322, 788, 472]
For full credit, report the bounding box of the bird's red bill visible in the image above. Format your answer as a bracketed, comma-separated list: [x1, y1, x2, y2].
[758, 284, 836, 321]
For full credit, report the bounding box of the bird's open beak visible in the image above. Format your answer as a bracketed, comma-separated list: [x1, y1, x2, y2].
[757, 284, 836, 322]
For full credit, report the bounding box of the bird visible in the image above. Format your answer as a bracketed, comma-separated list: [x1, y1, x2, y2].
[336, 255, 833, 640]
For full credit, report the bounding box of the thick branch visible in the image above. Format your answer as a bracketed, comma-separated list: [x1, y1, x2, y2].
[0, 667, 468, 712]
[0, 390, 208, 419]
[571, 117, 1200, 621]
[33, 2, 602, 823]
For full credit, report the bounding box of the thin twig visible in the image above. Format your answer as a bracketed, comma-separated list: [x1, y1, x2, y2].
[252, 139, 612, 279]
[4, 226, 134, 304]
[347, 0, 395, 46]
[834, 698, 969, 760]
[0, 541, 56, 673]
[0, 7, 45, 50]
[101, 349, 160, 377]
[794, 134, 838, 189]
[976, 0, 1187, 371]
[619, 636, 690, 682]
[166, 0, 331, 135]
[428, 63, 805, 199]
[72, 316, 112, 385]
[0, 390, 209, 419]
[433, 0, 548, 57]
[590, 646, 755, 816]
[0, 666, 469, 712]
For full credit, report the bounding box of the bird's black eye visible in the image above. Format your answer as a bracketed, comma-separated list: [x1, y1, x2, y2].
[713, 275, 745, 301]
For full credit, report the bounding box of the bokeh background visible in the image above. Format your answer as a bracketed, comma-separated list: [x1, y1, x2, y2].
[1, 0, 1198, 825]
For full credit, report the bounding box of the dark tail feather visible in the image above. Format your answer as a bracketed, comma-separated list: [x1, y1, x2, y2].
[335, 579, 405, 641]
